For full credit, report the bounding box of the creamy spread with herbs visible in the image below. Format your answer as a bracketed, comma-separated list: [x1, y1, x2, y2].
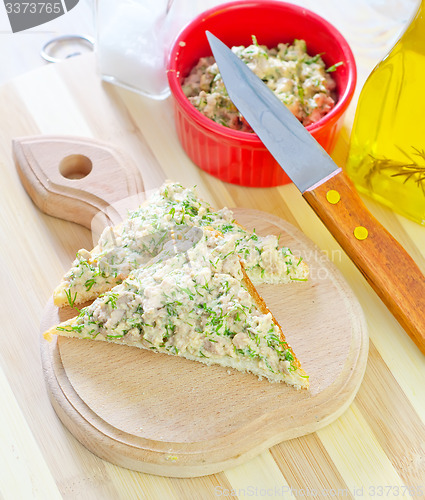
[57, 229, 305, 385]
[56, 182, 308, 307]
[183, 37, 339, 131]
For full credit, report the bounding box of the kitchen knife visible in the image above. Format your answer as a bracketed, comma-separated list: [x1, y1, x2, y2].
[206, 31, 425, 355]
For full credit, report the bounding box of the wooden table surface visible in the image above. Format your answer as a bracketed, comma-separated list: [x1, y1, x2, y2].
[1, 1, 424, 499]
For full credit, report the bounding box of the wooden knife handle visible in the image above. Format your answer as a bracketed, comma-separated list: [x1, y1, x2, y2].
[303, 169, 425, 355]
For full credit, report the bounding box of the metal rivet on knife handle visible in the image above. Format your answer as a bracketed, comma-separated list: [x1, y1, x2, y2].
[354, 226, 369, 240]
[326, 190, 341, 204]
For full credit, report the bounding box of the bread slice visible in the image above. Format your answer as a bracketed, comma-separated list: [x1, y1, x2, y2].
[53, 182, 308, 308]
[45, 228, 309, 389]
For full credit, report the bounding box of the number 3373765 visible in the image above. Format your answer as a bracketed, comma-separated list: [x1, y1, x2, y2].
[5, 3, 62, 14]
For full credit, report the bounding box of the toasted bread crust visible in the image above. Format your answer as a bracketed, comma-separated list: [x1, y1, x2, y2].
[239, 262, 307, 382]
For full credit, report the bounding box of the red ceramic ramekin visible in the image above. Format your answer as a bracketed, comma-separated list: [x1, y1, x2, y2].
[167, 1, 357, 187]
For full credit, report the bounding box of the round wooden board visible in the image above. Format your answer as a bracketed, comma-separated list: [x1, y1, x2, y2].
[40, 209, 369, 477]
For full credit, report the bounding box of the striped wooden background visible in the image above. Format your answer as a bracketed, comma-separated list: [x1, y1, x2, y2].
[1, 1, 424, 498]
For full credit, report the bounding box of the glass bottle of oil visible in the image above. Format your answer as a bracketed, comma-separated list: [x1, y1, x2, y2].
[346, 0, 425, 225]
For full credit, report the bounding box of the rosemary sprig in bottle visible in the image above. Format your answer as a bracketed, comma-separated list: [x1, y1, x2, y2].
[365, 146, 425, 196]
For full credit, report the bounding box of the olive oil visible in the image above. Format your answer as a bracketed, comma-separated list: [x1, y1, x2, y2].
[346, 1, 425, 225]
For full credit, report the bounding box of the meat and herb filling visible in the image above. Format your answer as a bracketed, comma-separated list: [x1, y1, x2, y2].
[183, 37, 339, 131]
[55, 182, 308, 307]
[51, 229, 308, 388]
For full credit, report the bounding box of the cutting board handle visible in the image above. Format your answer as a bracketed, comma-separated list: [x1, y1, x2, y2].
[13, 135, 145, 230]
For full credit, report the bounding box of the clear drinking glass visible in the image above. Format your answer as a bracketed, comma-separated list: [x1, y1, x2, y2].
[96, 0, 174, 99]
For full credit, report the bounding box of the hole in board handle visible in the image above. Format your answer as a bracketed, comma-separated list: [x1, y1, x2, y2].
[59, 154, 93, 180]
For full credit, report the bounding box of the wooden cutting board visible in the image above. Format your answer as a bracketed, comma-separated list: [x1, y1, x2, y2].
[15, 135, 368, 478]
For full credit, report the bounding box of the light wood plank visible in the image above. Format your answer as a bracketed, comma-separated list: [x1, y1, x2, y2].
[102, 464, 180, 500]
[0, 365, 62, 500]
[14, 69, 93, 137]
[317, 403, 409, 495]
[271, 434, 352, 497]
[363, 309, 425, 422]
[224, 451, 294, 499]
[356, 342, 425, 490]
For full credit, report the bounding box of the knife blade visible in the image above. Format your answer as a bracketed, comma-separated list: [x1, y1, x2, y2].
[206, 31, 425, 355]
